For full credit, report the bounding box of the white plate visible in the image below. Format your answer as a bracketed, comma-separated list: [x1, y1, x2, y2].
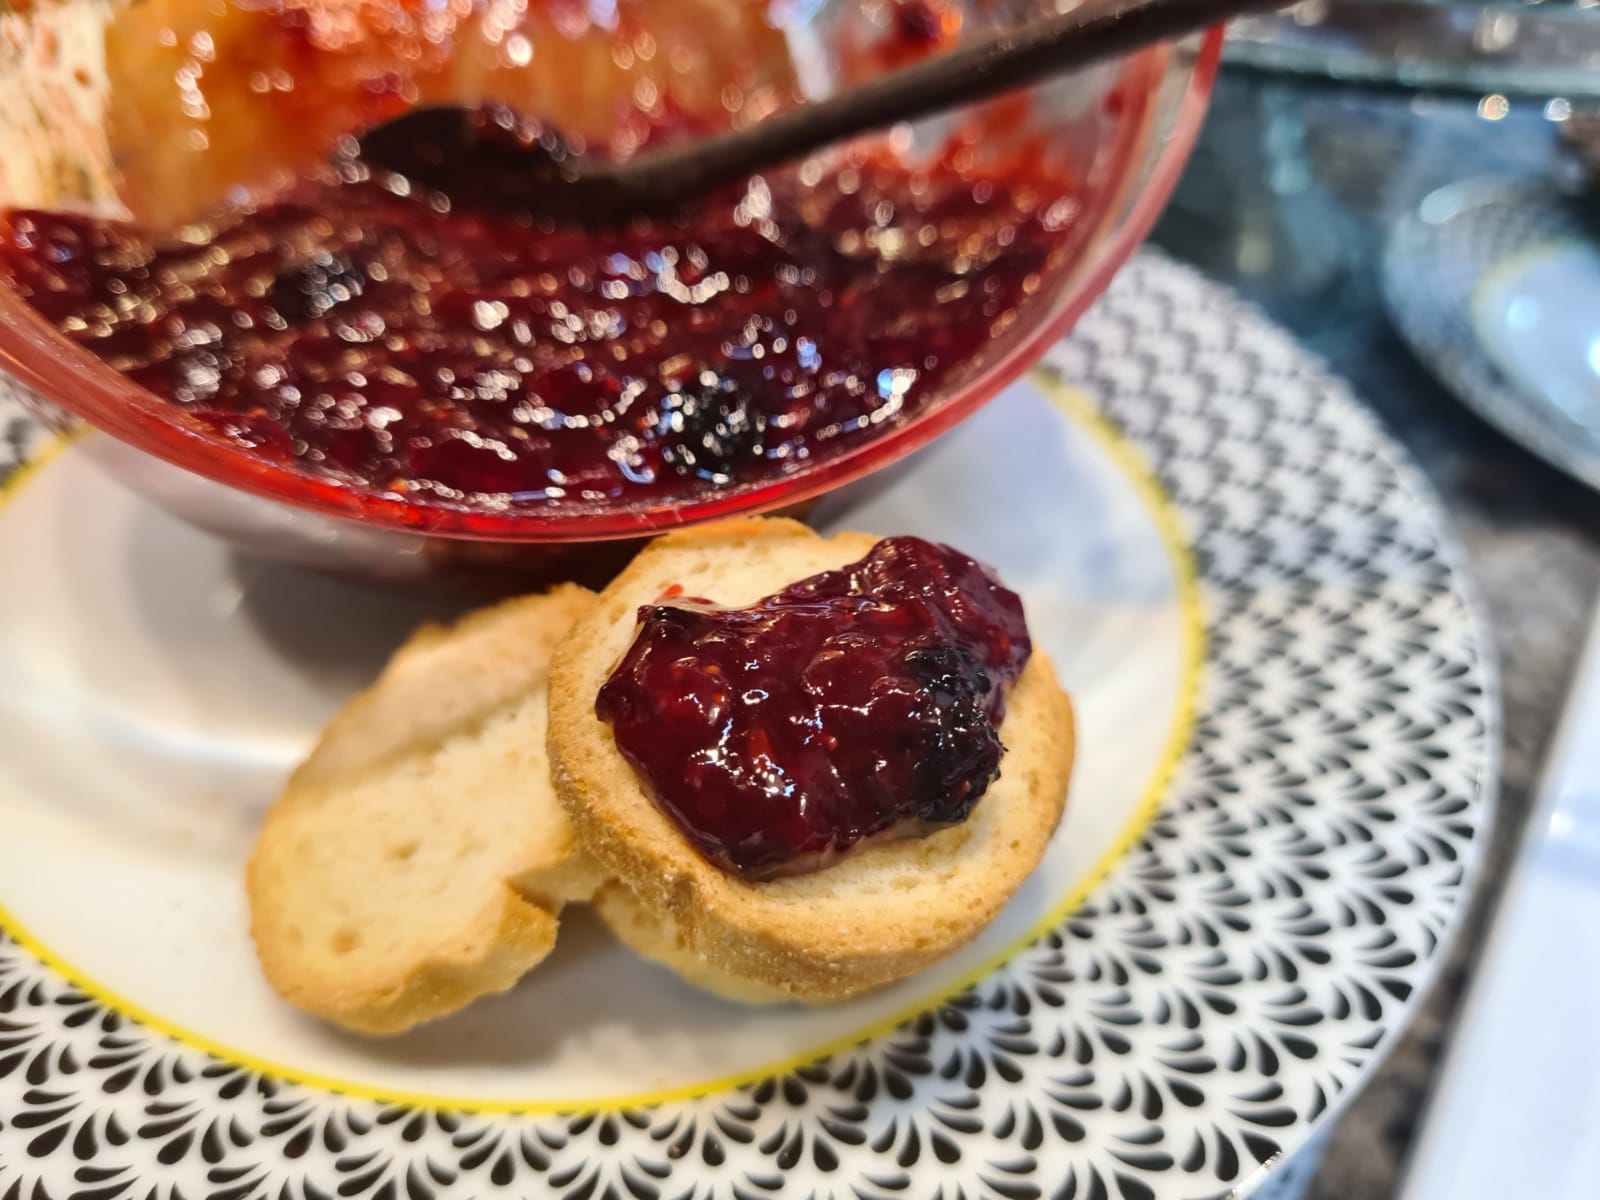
[0, 254, 1496, 1200]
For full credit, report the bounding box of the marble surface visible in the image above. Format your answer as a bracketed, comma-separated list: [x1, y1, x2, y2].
[1151, 72, 1600, 1198]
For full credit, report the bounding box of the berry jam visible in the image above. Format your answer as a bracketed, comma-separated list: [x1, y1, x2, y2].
[595, 537, 1031, 878]
[0, 107, 1084, 513]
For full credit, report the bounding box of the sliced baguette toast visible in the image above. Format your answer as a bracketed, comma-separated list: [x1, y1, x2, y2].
[590, 880, 790, 1004]
[247, 584, 603, 1034]
[548, 518, 1075, 1002]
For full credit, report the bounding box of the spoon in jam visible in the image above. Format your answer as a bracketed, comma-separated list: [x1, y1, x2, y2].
[354, 0, 1278, 226]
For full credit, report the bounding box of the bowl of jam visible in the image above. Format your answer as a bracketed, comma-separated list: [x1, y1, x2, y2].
[0, 0, 1220, 584]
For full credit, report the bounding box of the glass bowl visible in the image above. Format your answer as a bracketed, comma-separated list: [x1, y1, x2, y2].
[0, 0, 1220, 585]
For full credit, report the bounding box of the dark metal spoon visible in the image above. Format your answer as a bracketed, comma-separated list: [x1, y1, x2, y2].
[355, 0, 1273, 226]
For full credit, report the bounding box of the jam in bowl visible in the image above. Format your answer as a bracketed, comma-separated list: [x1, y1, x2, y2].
[0, 0, 1221, 582]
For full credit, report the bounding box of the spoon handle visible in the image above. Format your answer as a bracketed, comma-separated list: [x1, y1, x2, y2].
[627, 0, 1277, 203]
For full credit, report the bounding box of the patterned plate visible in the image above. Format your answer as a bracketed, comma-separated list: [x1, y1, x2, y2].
[0, 253, 1495, 1200]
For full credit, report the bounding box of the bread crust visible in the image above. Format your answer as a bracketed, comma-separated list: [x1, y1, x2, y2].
[590, 880, 791, 1004]
[248, 584, 598, 1034]
[549, 519, 1075, 1001]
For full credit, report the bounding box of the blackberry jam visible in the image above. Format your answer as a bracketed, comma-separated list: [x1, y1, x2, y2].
[595, 536, 1031, 877]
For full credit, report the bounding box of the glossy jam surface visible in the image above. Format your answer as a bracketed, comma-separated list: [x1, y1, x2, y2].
[0, 110, 1083, 513]
[595, 537, 1031, 877]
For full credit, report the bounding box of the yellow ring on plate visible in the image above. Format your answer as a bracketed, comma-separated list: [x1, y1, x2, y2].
[0, 368, 1204, 1114]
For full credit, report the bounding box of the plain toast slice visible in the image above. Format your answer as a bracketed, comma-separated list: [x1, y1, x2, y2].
[248, 585, 602, 1034]
[590, 879, 790, 1004]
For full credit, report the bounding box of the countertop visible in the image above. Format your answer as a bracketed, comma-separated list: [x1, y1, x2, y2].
[1151, 70, 1600, 1198]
